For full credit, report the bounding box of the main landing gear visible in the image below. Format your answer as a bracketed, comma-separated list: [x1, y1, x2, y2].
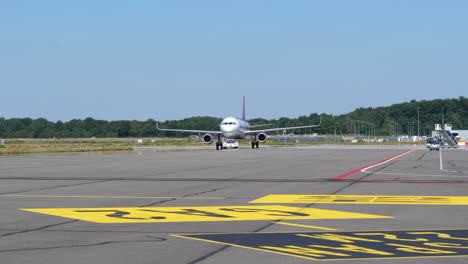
[251, 141, 259, 149]
[216, 135, 222, 150]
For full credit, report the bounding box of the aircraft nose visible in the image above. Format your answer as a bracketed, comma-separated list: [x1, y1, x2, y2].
[222, 126, 236, 137]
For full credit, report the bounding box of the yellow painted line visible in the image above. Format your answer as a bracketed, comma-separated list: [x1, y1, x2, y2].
[275, 222, 338, 230]
[21, 205, 392, 223]
[250, 194, 468, 205]
[1, 195, 223, 200]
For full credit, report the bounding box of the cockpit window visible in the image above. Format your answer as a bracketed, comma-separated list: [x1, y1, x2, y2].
[222, 121, 238, 126]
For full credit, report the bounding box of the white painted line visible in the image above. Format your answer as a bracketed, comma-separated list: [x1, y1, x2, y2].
[357, 171, 468, 178]
[439, 148, 444, 171]
[275, 222, 338, 230]
[359, 147, 421, 174]
[361, 147, 468, 177]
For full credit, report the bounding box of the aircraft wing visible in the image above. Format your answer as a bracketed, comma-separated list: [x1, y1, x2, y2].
[245, 116, 322, 135]
[249, 123, 272, 128]
[156, 122, 222, 135]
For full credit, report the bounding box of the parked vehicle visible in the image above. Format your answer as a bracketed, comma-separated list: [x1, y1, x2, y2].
[426, 137, 440, 151]
[222, 139, 239, 149]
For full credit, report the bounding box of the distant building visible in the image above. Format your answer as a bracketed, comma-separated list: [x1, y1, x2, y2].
[450, 130, 468, 140]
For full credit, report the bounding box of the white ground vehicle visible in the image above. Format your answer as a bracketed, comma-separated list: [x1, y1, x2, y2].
[426, 137, 440, 151]
[222, 139, 239, 149]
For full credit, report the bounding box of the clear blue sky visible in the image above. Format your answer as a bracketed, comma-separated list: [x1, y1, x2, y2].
[1, 1, 467, 121]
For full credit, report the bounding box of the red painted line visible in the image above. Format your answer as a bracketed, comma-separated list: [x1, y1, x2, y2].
[333, 148, 419, 180]
[332, 168, 363, 180]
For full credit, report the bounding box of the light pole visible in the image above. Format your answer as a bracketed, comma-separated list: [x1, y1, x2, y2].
[353, 120, 356, 138]
[335, 123, 336, 139]
[397, 123, 401, 139]
[407, 122, 410, 138]
[340, 122, 343, 138]
[412, 122, 414, 138]
[417, 107, 420, 140]
[388, 120, 400, 141]
[407, 122, 414, 140]
[388, 120, 395, 141]
[442, 108, 445, 131]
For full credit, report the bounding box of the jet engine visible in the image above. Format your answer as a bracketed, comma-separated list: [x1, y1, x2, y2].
[257, 133, 268, 143]
[202, 134, 213, 144]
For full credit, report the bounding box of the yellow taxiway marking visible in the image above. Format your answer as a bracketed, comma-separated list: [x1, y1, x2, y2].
[275, 222, 338, 230]
[250, 195, 468, 205]
[21, 205, 392, 223]
[2, 195, 223, 200]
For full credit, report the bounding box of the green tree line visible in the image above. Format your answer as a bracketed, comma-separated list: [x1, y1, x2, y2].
[0, 97, 467, 138]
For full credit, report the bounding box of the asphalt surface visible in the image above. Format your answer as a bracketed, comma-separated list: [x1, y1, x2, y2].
[0, 145, 467, 264]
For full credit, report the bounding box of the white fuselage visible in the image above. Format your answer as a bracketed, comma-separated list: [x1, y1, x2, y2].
[220, 117, 251, 139]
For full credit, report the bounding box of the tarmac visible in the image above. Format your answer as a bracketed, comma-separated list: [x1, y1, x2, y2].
[0, 145, 467, 264]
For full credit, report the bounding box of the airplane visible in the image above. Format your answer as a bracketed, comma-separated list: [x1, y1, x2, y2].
[156, 96, 322, 150]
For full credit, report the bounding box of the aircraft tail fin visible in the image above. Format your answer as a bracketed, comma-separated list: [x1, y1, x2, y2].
[242, 96, 246, 120]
